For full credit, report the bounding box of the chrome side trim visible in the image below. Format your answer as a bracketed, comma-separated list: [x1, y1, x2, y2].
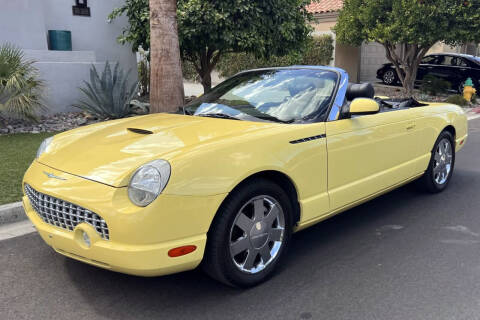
[290, 134, 326, 144]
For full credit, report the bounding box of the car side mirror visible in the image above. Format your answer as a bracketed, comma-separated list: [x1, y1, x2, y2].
[346, 98, 380, 117]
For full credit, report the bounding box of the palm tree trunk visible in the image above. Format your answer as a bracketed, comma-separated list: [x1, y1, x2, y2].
[149, 0, 185, 113]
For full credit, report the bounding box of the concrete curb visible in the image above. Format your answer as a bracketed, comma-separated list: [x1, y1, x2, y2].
[0, 202, 27, 225]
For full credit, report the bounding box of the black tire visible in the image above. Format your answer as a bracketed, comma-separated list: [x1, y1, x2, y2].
[202, 179, 293, 287]
[382, 69, 397, 85]
[419, 131, 455, 193]
[457, 81, 465, 94]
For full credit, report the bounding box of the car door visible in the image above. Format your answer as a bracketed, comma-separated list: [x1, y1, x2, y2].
[325, 109, 421, 210]
[435, 55, 463, 86]
[417, 55, 439, 82]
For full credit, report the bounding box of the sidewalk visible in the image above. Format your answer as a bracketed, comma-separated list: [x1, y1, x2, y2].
[467, 107, 480, 121]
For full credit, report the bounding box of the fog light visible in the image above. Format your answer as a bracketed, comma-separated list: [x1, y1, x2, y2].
[82, 231, 91, 248]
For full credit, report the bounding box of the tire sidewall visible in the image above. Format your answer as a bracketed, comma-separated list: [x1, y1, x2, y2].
[425, 131, 456, 192]
[383, 69, 397, 85]
[211, 179, 293, 287]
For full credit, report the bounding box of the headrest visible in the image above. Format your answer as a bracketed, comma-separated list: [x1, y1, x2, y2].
[346, 83, 375, 101]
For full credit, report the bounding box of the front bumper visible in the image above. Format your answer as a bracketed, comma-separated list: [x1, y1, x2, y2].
[23, 161, 226, 276]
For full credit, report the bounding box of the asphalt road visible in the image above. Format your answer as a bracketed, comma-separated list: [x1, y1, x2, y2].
[2, 120, 480, 320]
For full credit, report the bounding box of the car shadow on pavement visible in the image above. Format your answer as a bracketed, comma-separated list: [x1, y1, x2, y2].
[61, 181, 434, 319]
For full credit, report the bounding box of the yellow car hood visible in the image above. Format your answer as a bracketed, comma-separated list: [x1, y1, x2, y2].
[38, 113, 276, 187]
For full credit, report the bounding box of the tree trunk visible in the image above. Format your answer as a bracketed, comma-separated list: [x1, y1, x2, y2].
[382, 43, 431, 98]
[200, 71, 212, 93]
[186, 49, 223, 94]
[149, 0, 185, 113]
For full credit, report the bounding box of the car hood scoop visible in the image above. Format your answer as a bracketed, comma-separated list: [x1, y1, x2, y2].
[127, 127, 153, 135]
[38, 113, 276, 187]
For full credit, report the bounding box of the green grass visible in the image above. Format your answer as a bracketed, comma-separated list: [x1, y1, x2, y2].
[0, 132, 56, 205]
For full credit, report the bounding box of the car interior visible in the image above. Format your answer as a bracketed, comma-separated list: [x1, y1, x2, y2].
[342, 82, 427, 118]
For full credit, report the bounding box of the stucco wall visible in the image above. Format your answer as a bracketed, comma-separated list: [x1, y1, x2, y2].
[311, 13, 360, 81]
[0, 0, 137, 113]
[41, 0, 136, 73]
[0, 0, 48, 50]
[335, 44, 361, 83]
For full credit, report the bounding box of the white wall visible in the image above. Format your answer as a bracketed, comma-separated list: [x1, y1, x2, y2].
[41, 0, 137, 74]
[0, 0, 138, 113]
[0, 0, 48, 50]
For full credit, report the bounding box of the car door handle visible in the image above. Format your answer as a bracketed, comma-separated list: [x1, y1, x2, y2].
[406, 123, 416, 130]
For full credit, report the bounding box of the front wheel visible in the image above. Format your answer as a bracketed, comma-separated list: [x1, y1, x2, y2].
[419, 131, 455, 193]
[203, 179, 293, 287]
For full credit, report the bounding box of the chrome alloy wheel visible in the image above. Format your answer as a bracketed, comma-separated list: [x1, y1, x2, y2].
[229, 195, 285, 274]
[383, 70, 396, 85]
[433, 138, 453, 185]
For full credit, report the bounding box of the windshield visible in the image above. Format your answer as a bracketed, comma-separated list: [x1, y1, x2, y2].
[184, 68, 338, 123]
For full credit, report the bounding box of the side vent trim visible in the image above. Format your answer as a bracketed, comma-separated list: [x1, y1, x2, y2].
[290, 134, 326, 144]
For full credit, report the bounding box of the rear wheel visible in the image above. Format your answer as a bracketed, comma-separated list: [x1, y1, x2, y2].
[203, 179, 293, 287]
[458, 81, 465, 94]
[419, 131, 455, 193]
[382, 69, 397, 85]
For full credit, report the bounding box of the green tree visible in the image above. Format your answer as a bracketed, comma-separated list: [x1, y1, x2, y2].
[108, 0, 150, 52]
[215, 35, 334, 78]
[178, 0, 312, 92]
[110, 0, 313, 93]
[334, 0, 480, 97]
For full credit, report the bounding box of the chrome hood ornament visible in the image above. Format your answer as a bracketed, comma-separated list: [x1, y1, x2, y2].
[43, 171, 66, 181]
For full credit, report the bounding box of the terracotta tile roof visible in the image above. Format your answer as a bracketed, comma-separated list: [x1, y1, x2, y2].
[307, 0, 343, 13]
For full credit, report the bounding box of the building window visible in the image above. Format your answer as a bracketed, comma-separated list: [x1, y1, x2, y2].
[72, 0, 91, 17]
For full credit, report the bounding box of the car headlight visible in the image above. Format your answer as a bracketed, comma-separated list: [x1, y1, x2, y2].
[128, 160, 171, 207]
[36, 137, 53, 159]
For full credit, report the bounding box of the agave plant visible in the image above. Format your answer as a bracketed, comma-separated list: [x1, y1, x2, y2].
[74, 61, 138, 119]
[0, 43, 45, 120]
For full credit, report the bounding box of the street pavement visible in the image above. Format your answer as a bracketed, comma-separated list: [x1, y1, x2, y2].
[1, 119, 480, 320]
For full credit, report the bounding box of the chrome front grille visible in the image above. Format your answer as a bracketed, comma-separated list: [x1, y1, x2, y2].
[24, 184, 109, 240]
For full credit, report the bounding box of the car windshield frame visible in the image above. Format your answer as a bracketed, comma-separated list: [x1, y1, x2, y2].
[183, 67, 343, 124]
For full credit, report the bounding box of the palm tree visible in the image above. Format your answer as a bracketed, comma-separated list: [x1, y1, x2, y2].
[0, 43, 45, 120]
[149, 0, 185, 113]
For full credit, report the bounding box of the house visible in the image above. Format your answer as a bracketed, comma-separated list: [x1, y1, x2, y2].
[307, 0, 479, 83]
[0, 0, 138, 114]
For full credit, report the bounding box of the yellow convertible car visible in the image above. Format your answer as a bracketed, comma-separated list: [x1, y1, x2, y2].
[23, 66, 468, 287]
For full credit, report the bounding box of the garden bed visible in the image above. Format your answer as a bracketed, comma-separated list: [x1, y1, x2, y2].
[0, 112, 100, 135]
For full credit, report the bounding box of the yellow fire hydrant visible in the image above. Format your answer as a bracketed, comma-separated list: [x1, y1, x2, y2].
[463, 78, 476, 102]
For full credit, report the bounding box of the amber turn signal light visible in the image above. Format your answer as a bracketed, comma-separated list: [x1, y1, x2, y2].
[168, 245, 197, 257]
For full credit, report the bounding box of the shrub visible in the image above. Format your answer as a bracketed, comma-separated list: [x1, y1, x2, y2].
[301, 35, 335, 66]
[420, 75, 451, 96]
[216, 35, 335, 78]
[74, 62, 138, 119]
[0, 43, 45, 120]
[445, 94, 469, 107]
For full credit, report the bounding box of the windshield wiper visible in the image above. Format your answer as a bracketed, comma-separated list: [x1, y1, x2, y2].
[255, 115, 295, 124]
[197, 113, 241, 120]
